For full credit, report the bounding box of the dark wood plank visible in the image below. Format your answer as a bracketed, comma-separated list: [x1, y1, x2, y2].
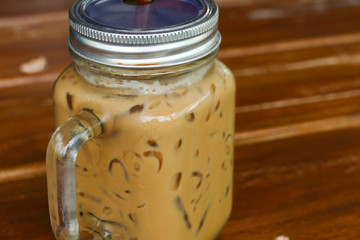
[0, 81, 54, 170]
[220, 128, 360, 240]
[0, 17, 69, 79]
[227, 41, 360, 105]
[0, 0, 71, 17]
[229, 40, 360, 132]
[0, 176, 53, 240]
[219, 0, 360, 47]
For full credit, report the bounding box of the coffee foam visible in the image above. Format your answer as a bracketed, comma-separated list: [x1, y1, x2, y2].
[76, 64, 212, 94]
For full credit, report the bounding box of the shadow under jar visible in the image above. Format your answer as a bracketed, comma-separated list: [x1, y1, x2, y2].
[46, 0, 236, 239]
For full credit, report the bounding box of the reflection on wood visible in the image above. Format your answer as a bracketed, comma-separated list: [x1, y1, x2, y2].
[0, 161, 46, 184]
[235, 113, 360, 145]
[219, 32, 360, 58]
[0, 10, 67, 28]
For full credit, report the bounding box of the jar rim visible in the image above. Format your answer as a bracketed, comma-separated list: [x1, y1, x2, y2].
[71, 47, 218, 79]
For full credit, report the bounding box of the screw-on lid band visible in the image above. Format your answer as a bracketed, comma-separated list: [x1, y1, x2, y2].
[69, 0, 221, 68]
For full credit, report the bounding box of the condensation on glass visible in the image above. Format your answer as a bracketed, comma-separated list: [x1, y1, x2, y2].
[46, 0, 236, 239]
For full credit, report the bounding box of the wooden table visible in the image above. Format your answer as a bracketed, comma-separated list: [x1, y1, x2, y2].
[1, 0, 360, 239]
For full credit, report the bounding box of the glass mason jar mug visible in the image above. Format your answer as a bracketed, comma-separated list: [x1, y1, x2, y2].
[46, 0, 236, 239]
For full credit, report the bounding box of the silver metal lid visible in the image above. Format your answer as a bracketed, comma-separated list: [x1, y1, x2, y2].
[69, 0, 221, 68]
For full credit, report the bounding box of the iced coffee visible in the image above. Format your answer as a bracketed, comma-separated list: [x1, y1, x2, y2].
[49, 59, 235, 240]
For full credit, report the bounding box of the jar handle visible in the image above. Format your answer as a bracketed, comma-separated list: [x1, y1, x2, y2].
[46, 109, 104, 239]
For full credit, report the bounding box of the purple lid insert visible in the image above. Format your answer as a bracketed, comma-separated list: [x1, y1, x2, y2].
[84, 0, 204, 29]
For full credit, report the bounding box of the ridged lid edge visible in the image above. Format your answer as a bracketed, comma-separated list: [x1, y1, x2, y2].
[69, 0, 218, 45]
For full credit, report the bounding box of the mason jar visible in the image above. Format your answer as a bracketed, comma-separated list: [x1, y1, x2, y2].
[46, 0, 236, 239]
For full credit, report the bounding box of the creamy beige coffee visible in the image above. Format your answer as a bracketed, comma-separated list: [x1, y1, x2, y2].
[50, 60, 235, 240]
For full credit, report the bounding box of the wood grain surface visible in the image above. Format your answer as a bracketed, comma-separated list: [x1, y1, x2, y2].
[1, 0, 360, 239]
